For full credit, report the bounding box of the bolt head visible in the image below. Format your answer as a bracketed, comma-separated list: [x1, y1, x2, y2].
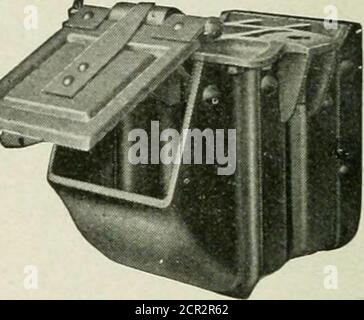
[173, 22, 184, 31]
[261, 74, 278, 95]
[211, 97, 220, 105]
[78, 62, 89, 72]
[63, 75, 74, 87]
[83, 11, 94, 20]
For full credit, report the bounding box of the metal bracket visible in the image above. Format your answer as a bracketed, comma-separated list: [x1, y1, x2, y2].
[45, 3, 154, 98]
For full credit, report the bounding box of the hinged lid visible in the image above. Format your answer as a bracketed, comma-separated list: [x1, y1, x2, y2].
[0, 2, 205, 150]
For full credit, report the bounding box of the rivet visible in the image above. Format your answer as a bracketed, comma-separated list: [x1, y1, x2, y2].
[63, 75, 74, 87]
[78, 62, 89, 72]
[69, 8, 78, 16]
[339, 165, 349, 175]
[261, 74, 278, 95]
[211, 97, 220, 105]
[174, 22, 184, 31]
[83, 11, 94, 20]
[183, 178, 190, 185]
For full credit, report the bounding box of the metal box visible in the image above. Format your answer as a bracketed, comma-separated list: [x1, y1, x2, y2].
[0, 1, 361, 298]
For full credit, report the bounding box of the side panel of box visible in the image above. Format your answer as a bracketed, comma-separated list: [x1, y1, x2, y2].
[288, 26, 362, 257]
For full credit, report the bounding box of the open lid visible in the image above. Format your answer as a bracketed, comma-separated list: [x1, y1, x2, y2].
[0, 2, 205, 151]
